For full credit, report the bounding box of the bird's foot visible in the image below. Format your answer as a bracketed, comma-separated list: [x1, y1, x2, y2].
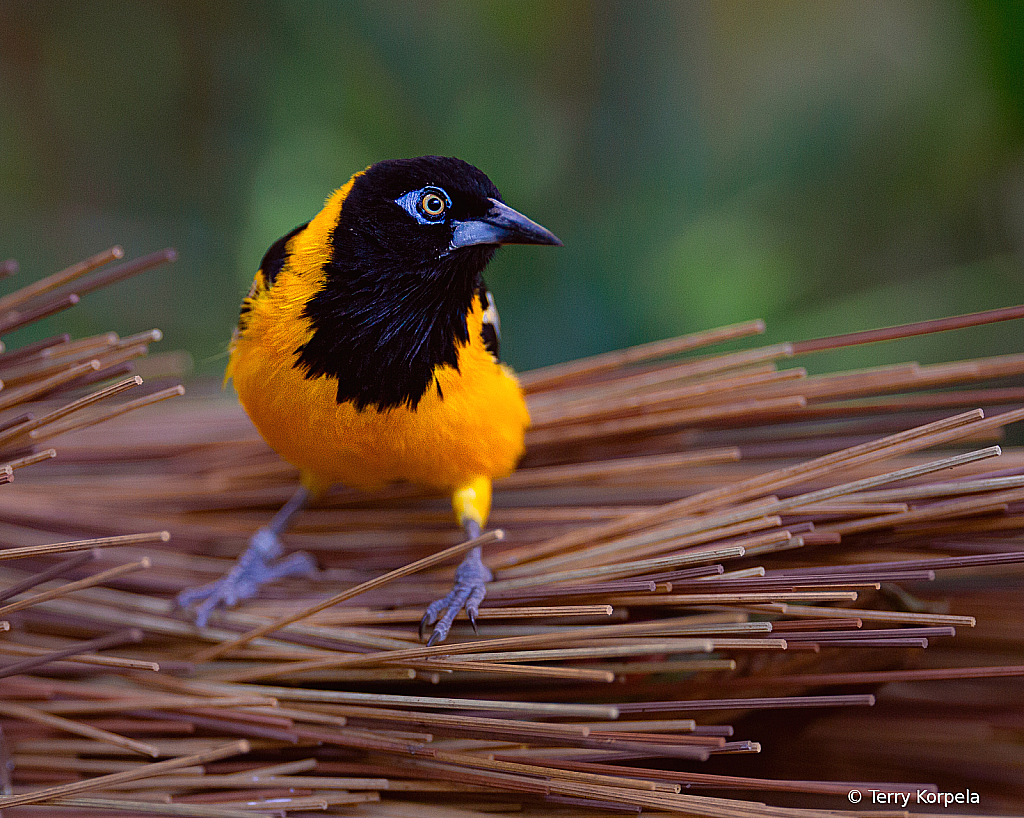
[176, 527, 317, 627]
[420, 545, 492, 646]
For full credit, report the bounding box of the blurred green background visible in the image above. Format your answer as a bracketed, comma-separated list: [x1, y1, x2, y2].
[1, 1, 1023, 378]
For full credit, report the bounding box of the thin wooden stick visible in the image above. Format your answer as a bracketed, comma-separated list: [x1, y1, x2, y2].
[0, 376, 143, 446]
[790, 302, 1024, 354]
[0, 551, 94, 601]
[407, 659, 616, 681]
[614, 693, 876, 713]
[500, 448, 741, 489]
[603, 590, 858, 606]
[520, 319, 766, 392]
[36, 696, 280, 715]
[0, 558, 151, 617]
[723, 664, 1024, 688]
[0, 741, 250, 810]
[0, 700, 160, 757]
[0, 292, 80, 335]
[0, 532, 169, 561]
[0, 640, 159, 671]
[472, 604, 614, 618]
[527, 395, 808, 447]
[72, 247, 178, 297]
[0, 359, 99, 411]
[9, 756, 206, 774]
[0, 333, 71, 365]
[744, 604, 976, 626]
[530, 368, 807, 428]
[39, 330, 120, 360]
[29, 384, 186, 441]
[0, 449, 58, 472]
[0, 629, 144, 679]
[432, 641, 717, 664]
[150, 679, 621, 719]
[491, 545, 747, 591]
[47, 798, 275, 818]
[0, 246, 123, 315]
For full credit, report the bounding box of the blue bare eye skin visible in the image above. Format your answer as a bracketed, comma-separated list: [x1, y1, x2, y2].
[395, 186, 451, 224]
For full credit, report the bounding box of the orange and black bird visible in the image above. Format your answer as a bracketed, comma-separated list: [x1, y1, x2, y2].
[178, 156, 561, 644]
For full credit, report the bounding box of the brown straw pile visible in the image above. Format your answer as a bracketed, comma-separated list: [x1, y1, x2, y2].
[1, 248, 1023, 816]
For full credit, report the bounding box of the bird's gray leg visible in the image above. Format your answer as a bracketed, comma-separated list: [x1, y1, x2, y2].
[419, 519, 492, 646]
[177, 486, 317, 626]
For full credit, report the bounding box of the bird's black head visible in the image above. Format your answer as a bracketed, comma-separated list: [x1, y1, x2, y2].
[331, 156, 560, 272]
[295, 156, 561, 411]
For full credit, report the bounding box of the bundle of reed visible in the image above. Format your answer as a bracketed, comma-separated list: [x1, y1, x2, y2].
[1, 253, 1024, 816]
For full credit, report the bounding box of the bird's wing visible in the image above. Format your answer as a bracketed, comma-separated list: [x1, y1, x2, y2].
[476, 279, 501, 361]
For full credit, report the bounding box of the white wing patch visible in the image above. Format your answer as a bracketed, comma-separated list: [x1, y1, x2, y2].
[478, 284, 501, 361]
[482, 299, 500, 338]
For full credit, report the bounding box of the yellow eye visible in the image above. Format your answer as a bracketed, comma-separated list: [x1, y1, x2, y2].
[419, 189, 448, 219]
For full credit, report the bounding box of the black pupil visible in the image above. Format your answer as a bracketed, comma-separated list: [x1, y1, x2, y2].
[422, 193, 444, 216]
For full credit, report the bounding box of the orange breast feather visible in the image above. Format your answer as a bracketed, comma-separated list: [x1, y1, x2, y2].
[228, 267, 529, 496]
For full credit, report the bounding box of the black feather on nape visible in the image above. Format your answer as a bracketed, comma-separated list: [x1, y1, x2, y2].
[261, 222, 309, 288]
[237, 222, 310, 334]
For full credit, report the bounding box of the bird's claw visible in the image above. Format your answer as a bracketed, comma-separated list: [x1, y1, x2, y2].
[176, 528, 317, 627]
[420, 546, 491, 646]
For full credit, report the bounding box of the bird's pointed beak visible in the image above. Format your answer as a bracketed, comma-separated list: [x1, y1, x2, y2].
[450, 198, 563, 251]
